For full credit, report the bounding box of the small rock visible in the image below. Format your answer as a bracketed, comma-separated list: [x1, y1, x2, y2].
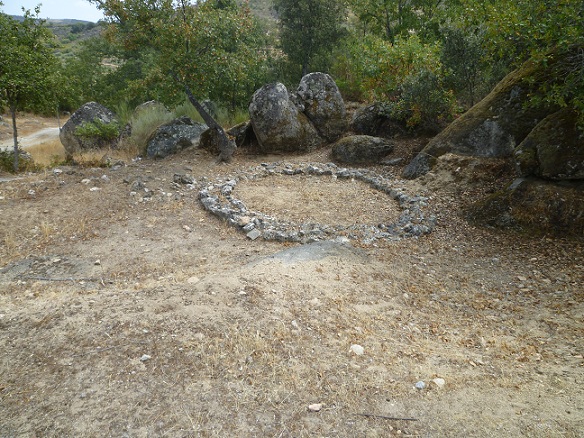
[414, 381, 426, 390]
[308, 403, 323, 412]
[101, 175, 110, 182]
[183, 225, 192, 232]
[246, 229, 262, 240]
[94, 259, 101, 266]
[382, 158, 405, 166]
[53, 168, 63, 175]
[81, 178, 92, 184]
[238, 216, 251, 227]
[89, 187, 100, 192]
[139, 354, 152, 362]
[350, 344, 364, 355]
[431, 378, 445, 388]
[187, 276, 201, 284]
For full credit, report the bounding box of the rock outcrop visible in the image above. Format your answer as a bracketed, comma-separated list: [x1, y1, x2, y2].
[249, 82, 325, 153]
[331, 135, 394, 164]
[60, 102, 120, 158]
[515, 107, 584, 180]
[146, 116, 207, 159]
[403, 60, 558, 179]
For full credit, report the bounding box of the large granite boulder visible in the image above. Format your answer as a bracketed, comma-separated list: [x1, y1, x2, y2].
[146, 116, 207, 158]
[515, 107, 584, 180]
[249, 82, 325, 153]
[60, 102, 120, 157]
[403, 59, 559, 179]
[296, 72, 347, 142]
[331, 135, 394, 164]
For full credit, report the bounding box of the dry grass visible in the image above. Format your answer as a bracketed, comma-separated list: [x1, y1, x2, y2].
[26, 139, 66, 167]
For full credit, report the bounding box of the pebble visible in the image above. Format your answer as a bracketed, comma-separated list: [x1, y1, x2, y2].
[308, 403, 323, 412]
[350, 344, 364, 355]
[139, 354, 152, 362]
[431, 378, 445, 388]
[415, 381, 426, 390]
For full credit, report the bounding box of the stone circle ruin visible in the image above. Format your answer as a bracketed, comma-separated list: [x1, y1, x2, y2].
[199, 162, 435, 244]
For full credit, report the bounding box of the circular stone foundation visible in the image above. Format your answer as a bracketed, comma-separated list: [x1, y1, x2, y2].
[199, 162, 435, 243]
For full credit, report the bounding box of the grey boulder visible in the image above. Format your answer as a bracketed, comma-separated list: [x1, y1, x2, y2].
[146, 116, 207, 158]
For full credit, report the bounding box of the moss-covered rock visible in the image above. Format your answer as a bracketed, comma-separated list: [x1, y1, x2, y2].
[403, 59, 559, 179]
[515, 107, 584, 180]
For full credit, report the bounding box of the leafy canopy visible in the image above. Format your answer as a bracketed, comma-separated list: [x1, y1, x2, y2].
[91, 0, 268, 110]
[274, 0, 347, 78]
[0, 5, 59, 114]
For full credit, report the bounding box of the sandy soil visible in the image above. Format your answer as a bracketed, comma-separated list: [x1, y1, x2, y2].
[0, 116, 583, 437]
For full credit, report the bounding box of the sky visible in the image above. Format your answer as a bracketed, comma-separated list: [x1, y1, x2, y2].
[1, 0, 104, 22]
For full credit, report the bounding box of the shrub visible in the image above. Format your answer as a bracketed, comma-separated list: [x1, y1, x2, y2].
[333, 33, 458, 131]
[0, 150, 38, 173]
[396, 69, 458, 133]
[74, 118, 121, 141]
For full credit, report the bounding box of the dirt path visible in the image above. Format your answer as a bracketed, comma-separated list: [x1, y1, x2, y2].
[0, 131, 583, 436]
[0, 127, 61, 151]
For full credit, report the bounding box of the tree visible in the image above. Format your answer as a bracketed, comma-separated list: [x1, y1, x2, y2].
[348, 0, 417, 42]
[0, 5, 59, 171]
[91, 0, 267, 161]
[274, 0, 347, 78]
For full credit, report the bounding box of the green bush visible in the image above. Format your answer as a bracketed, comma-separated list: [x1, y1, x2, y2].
[396, 69, 458, 133]
[75, 118, 121, 141]
[333, 33, 458, 131]
[0, 150, 38, 173]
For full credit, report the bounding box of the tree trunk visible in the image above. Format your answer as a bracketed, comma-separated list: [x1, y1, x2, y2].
[175, 75, 236, 162]
[10, 107, 19, 172]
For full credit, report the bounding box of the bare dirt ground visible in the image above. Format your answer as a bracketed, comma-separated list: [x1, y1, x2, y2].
[0, 115, 583, 437]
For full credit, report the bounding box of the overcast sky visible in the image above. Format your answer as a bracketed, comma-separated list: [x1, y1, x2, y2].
[2, 0, 104, 22]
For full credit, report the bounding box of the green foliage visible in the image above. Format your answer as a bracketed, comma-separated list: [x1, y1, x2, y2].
[333, 33, 457, 130]
[0, 8, 59, 113]
[75, 118, 121, 141]
[92, 0, 270, 112]
[0, 150, 37, 173]
[396, 69, 458, 132]
[0, 6, 60, 170]
[274, 0, 347, 78]
[440, 25, 491, 108]
[454, 0, 584, 125]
